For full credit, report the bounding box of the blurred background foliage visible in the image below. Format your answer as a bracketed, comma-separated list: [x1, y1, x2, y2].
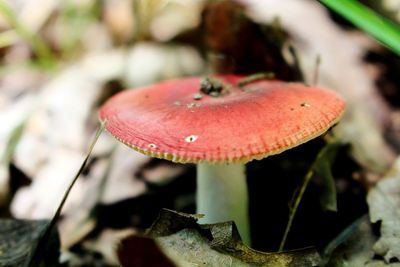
[1, 0, 400, 266]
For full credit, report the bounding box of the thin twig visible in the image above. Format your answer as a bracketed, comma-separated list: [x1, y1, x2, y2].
[279, 169, 314, 252]
[312, 54, 321, 86]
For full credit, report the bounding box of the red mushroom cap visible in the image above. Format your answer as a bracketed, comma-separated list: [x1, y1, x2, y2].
[99, 75, 345, 163]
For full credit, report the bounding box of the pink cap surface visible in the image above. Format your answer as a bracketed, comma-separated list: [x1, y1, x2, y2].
[100, 75, 345, 163]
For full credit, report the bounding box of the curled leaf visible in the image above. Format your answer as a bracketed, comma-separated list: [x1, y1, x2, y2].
[118, 209, 320, 267]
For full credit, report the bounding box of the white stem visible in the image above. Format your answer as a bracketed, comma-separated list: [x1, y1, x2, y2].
[196, 162, 250, 245]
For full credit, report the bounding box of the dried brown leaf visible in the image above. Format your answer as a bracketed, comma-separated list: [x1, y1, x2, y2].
[118, 209, 320, 267]
[323, 215, 400, 266]
[367, 158, 400, 262]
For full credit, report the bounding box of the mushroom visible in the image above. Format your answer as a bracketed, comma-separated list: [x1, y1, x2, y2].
[99, 75, 345, 245]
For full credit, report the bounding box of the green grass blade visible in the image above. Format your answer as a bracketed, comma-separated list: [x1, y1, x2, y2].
[26, 121, 106, 267]
[319, 0, 400, 55]
[279, 141, 341, 251]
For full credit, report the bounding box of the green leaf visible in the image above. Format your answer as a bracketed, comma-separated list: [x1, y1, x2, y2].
[319, 0, 400, 56]
[0, 121, 26, 204]
[2, 121, 26, 165]
[312, 141, 341, 212]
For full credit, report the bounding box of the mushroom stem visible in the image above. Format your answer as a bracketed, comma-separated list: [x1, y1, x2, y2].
[197, 162, 250, 245]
